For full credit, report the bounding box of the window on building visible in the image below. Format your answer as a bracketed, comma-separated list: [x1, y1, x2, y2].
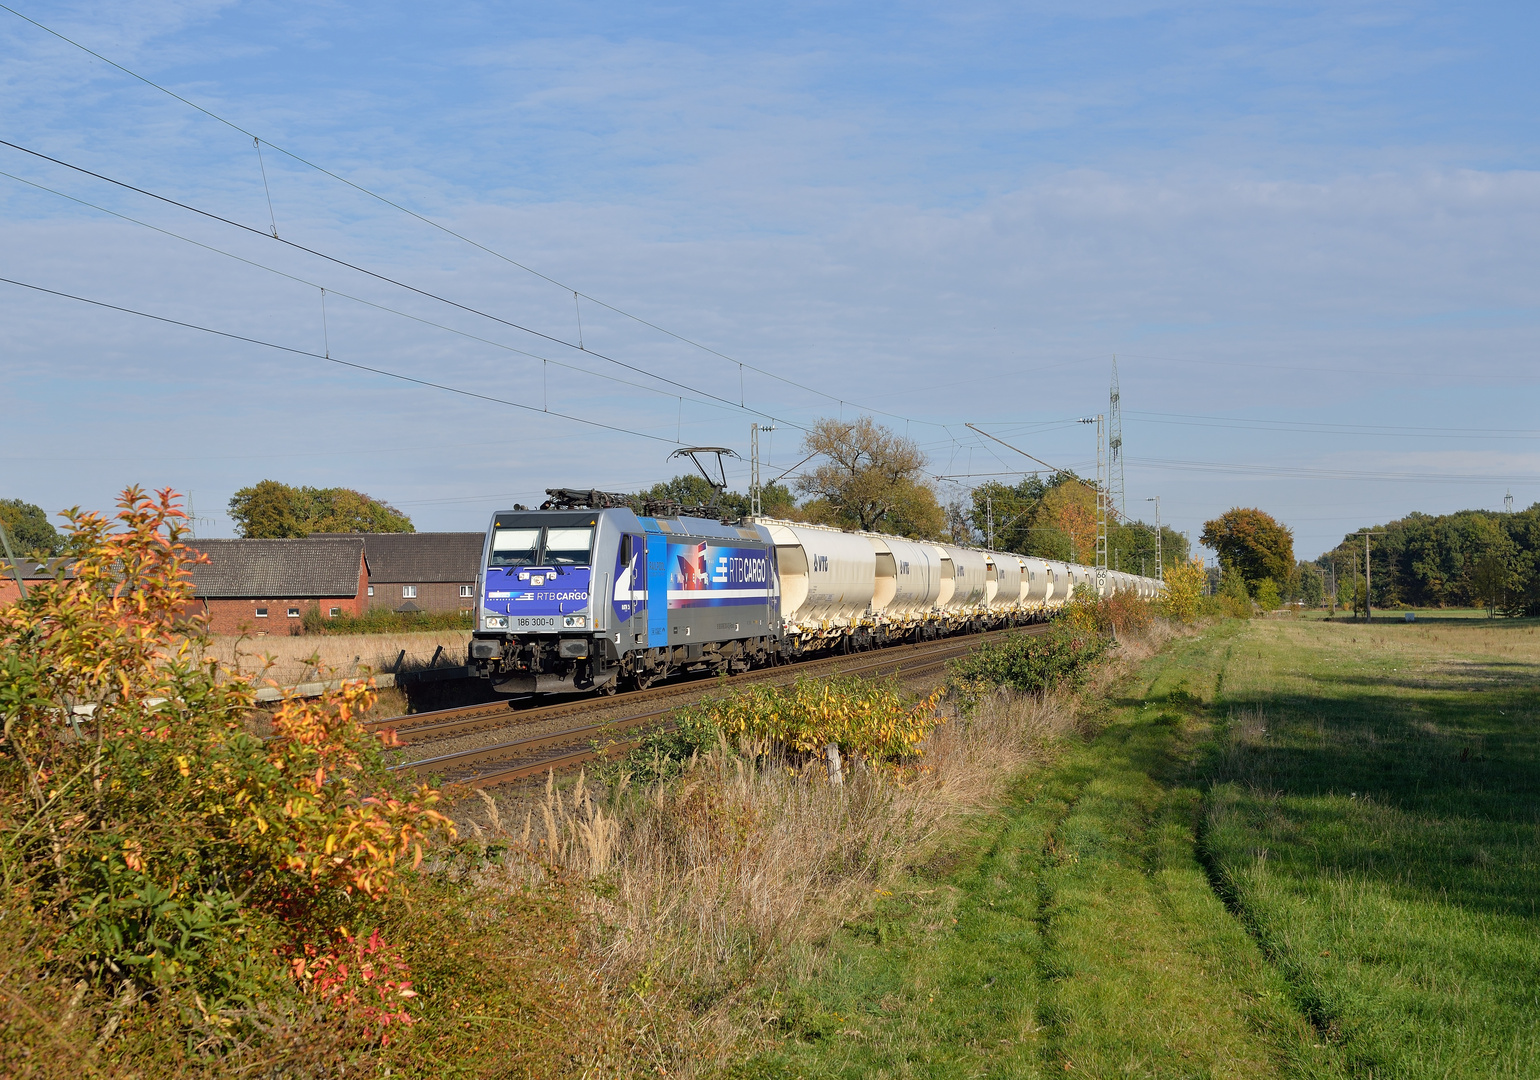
[460, 584, 473, 598]
[255, 607, 268, 618]
[402, 585, 417, 599]
[367, 585, 375, 597]
[287, 608, 300, 618]
[329, 607, 341, 617]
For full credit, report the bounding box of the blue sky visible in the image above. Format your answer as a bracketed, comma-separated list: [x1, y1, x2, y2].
[2, 0, 1537, 558]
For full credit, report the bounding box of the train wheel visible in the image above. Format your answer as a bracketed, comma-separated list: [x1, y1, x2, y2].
[632, 669, 655, 691]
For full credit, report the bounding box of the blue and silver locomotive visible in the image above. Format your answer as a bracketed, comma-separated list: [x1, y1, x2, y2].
[467, 490, 780, 694]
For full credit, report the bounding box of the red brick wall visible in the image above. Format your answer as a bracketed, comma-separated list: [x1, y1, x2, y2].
[198, 552, 370, 636]
[367, 580, 475, 613]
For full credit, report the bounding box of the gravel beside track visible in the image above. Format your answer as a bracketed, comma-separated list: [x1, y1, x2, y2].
[386, 624, 1047, 789]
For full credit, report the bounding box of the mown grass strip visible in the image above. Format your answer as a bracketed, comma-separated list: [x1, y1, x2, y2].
[745, 625, 1343, 1078]
[1198, 617, 1540, 1078]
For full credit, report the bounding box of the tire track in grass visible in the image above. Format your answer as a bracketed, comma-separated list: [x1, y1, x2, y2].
[751, 627, 1346, 1078]
[1030, 771, 1091, 1074]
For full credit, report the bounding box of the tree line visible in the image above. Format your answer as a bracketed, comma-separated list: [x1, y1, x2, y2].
[1316, 505, 1540, 615]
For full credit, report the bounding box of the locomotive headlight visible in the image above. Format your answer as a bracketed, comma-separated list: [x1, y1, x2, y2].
[563, 614, 587, 628]
[484, 615, 509, 629]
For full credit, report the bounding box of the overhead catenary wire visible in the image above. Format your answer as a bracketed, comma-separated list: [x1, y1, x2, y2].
[252, 137, 278, 239]
[0, 275, 682, 445]
[1126, 456, 1540, 485]
[1126, 411, 1540, 440]
[0, 2, 949, 428]
[0, 168, 796, 425]
[0, 138, 813, 434]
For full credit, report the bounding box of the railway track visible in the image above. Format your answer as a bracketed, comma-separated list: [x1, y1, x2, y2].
[387, 623, 1048, 789]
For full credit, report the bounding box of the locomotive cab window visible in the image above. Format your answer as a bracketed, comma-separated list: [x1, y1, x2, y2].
[544, 527, 594, 566]
[490, 528, 541, 567]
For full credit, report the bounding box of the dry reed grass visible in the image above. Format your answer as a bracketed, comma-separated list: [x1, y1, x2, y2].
[203, 630, 471, 687]
[450, 622, 1182, 1069]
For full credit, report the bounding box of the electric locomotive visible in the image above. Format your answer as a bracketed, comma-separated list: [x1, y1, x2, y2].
[467, 489, 779, 694]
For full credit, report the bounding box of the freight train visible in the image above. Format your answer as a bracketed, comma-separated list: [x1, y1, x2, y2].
[466, 489, 1163, 696]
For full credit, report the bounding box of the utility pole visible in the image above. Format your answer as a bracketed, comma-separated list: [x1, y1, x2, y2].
[1145, 495, 1162, 582]
[986, 493, 995, 550]
[0, 519, 28, 600]
[1079, 415, 1108, 593]
[1109, 357, 1125, 521]
[749, 423, 775, 517]
[1356, 531, 1386, 620]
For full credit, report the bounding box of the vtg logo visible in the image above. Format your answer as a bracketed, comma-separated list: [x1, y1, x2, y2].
[812, 554, 829, 572]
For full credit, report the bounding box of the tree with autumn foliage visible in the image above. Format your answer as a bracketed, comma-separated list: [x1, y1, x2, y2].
[1038, 480, 1098, 562]
[0, 488, 452, 1066]
[1201, 508, 1294, 596]
[796, 416, 946, 539]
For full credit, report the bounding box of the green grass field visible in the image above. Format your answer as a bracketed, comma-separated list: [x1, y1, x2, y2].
[742, 617, 1540, 1078]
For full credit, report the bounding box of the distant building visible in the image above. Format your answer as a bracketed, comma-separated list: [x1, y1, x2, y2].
[351, 532, 483, 614]
[7, 533, 486, 632]
[0, 557, 72, 605]
[185, 537, 369, 635]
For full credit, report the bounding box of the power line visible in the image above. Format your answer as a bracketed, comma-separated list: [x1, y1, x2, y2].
[0, 137, 812, 433]
[1126, 410, 1540, 440]
[0, 275, 682, 445]
[0, 2, 946, 429]
[1115, 350, 1538, 385]
[1127, 455, 1540, 485]
[0, 167, 788, 425]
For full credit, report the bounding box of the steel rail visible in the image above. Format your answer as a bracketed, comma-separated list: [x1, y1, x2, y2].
[369, 622, 1045, 746]
[394, 626, 1043, 788]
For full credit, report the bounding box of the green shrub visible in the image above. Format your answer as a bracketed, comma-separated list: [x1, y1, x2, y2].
[1162, 558, 1205, 624]
[301, 605, 473, 635]
[1061, 587, 1154, 636]
[0, 489, 453, 1063]
[946, 624, 1110, 713]
[614, 676, 944, 783]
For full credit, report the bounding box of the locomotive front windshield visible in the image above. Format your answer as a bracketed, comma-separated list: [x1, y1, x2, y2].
[544, 528, 594, 566]
[490, 528, 541, 567]
[488, 521, 596, 568]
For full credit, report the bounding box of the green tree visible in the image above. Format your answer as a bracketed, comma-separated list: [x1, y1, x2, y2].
[1344, 577, 1368, 618]
[965, 472, 1112, 560]
[1201, 508, 1295, 593]
[228, 481, 413, 538]
[1216, 570, 1253, 617]
[969, 476, 1050, 551]
[1108, 521, 1190, 578]
[1254, 578, 1282, 611]
[0, 498, 62, 557]
[1472, 554, 1509, 617]
[1298, 565, 1324, 606]
[304, 487, 414, 533]
[631, 476, 796, 519]
[796, 416, 944, 539]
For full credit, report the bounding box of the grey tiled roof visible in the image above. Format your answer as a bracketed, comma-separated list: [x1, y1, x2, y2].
[187, 537, 365, 598]
[1, 556, 73, 580]
[350, 532, 482, 583]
